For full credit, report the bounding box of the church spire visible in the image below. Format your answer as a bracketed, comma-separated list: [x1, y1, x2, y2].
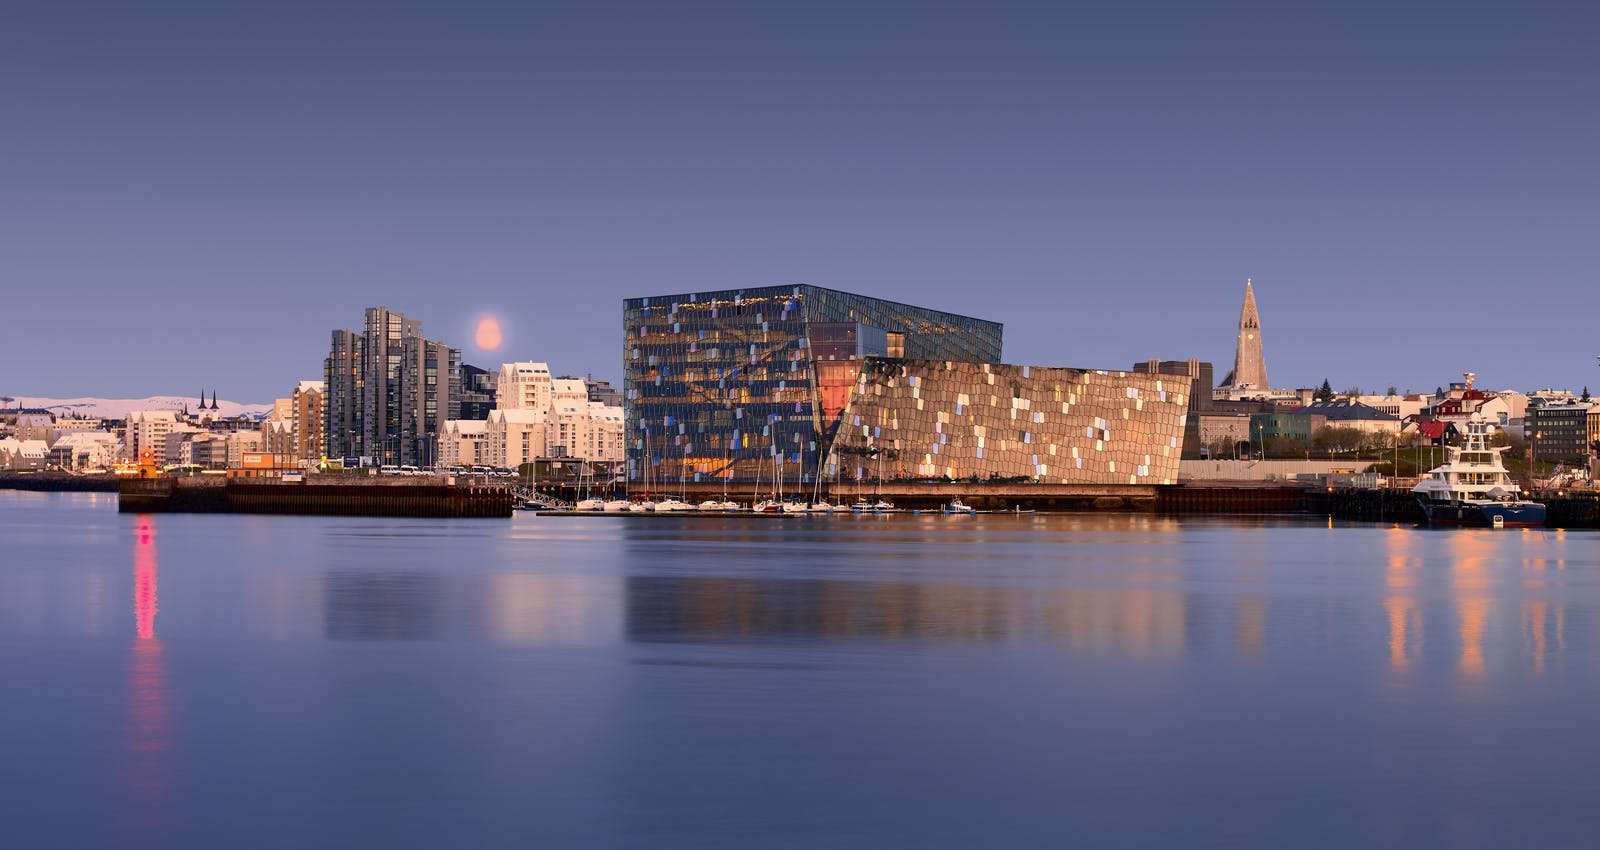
[1224, 278, 1269, 390]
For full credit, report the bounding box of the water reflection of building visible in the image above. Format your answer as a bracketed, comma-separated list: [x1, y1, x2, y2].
[1520, 550, 1566, 674]
[624, 575, 1188, 653]
[323, 572, 442, 640]
[483, 573, 620, 645]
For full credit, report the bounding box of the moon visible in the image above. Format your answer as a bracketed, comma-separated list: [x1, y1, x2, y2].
[474, 317, 503, 351]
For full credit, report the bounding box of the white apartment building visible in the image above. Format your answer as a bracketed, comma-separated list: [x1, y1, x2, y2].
[551, 377, 588, 405]
[548, 400, 625, 462]
[439, 361, 624, 469]
[439, 419, 490, 467]
[497, 362, 554, 411]
[126, 411, 182, 464]
[48, 432, 121, 470]
[228, 430, 264, 467]
[488, 408, 548, 468]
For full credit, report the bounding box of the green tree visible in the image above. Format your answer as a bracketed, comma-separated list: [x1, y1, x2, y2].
[1316, 379, 1334, 402]
[1582, 386, 1592, 402]
[1312, 426, 1367, 454]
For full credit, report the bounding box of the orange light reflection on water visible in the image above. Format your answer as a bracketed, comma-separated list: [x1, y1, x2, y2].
[1384, 525, 1418, 670]
[1446, 532, 1491, 678]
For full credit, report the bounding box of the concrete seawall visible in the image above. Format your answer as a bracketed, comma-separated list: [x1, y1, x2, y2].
[119, 476, 515, 518]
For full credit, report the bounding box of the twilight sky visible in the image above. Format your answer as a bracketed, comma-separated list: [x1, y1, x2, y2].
[3, 0, 1595, 402]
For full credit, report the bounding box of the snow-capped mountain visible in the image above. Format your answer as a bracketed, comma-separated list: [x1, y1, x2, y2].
[12, 396, 274, 421]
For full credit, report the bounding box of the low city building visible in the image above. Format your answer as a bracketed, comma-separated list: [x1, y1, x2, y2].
[233, 451, 298, 478]
[1527, 403, 1592, 464]
[1, 438, 50, 470]
[1354, 394, 1429, 420]
[47, 432, 121, 470]
[439, 419, 490, 468]
[443, 361, 626, 470]
[1299, 399, 1402, 443]
[488, 408, 547, 469]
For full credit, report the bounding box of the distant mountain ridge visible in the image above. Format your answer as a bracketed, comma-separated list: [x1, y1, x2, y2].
[11, 396, 273, 421]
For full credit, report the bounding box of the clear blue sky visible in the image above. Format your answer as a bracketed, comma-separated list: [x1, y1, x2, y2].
[3, 0, 1595, 402]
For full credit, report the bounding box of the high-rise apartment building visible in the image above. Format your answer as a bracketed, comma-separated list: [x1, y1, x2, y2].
[324, 307, 460, 466]
[458, 364, 497, 420]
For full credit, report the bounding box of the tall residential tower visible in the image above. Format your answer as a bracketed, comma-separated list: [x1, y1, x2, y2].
[324, 307, 460, 466]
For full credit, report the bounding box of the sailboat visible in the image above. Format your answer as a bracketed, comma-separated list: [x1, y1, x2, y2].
[698, 457, 739, 511]
[574, 461, 604, 511]
[654, 445, 696, 512]
[778, 449, 807, 512]
[807, 451, 836, 512]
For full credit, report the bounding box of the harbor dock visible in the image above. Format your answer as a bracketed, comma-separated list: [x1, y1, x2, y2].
[119, 475, 515, 518]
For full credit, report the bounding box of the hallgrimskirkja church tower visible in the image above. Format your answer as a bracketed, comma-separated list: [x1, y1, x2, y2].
[1219, 279, 1268, 391]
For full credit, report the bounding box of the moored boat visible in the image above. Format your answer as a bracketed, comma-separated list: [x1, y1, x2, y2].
[1412, 412, 1545, 528]
[943, 497, 976, 515]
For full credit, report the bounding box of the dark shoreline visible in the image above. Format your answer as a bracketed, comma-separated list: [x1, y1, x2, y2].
[0, 473, 121, 493]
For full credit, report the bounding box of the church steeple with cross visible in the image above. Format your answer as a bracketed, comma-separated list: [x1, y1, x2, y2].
[1219, 279, 1268, 391]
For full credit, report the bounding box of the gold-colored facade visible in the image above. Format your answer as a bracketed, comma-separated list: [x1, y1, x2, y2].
[829, 359, 1189, 485]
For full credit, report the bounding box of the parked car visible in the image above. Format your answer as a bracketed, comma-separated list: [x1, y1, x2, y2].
[379, 465, 401, 475]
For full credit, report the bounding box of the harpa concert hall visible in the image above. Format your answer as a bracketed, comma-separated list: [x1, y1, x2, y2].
[622, 285, 1189, 490]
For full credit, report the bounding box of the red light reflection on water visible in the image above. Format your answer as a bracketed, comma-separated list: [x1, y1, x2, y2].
[124, 515, 170, 834]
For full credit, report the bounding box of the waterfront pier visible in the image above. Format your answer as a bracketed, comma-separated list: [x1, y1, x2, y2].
[119, 475, 515, 518]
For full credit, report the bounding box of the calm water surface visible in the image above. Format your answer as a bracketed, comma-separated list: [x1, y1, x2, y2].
[3, 490, 1599, 849]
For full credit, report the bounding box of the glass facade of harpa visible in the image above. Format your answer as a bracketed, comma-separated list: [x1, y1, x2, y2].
[623, 285, 1003, 488]
[828, 360, 1189, 487]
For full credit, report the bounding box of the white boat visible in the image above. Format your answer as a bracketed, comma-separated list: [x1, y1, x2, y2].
[574, 498, 605, 512]
[943, 498, 976, 514]
[871, 499, 897, 512]
[807, 501, 837, 513]
[698, 499, 739, 512]
[851, 499, 873, 512]
[602, 499, 633, 512]
[654, 497, 695, 512]
[1411, 411, 1545, 528]
[781, 501, 808, 513]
